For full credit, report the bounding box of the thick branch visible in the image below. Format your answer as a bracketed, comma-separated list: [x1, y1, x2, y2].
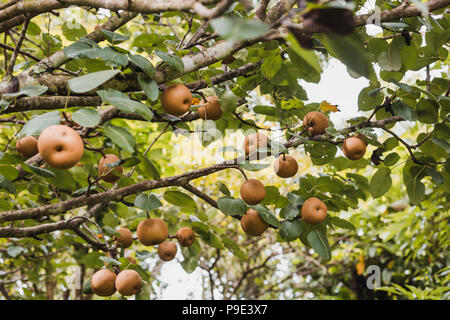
[0, 0, 220, 30]
[354, 0, 450, 26]
[0, 115, 407, 223]
[3, 60, 262, 114]
[0, 162, 240, 222]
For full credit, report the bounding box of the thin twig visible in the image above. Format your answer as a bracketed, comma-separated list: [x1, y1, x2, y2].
[5, 18, 29, 76]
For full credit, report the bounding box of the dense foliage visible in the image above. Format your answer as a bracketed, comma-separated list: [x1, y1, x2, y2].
[0, 0, 448, 300]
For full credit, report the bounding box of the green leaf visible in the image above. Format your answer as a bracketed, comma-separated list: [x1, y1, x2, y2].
[221, 235, 247, 260]
[82, 279, 93, 294]
[307, 229, 331, 260]
[101, 30, 129, 45]
[62, 21, 87, 41]
[219, 91, 239, 113]
[217, 196, 247, 216]
[286, 33, 321, 73]
[7, 245, 24, 258]
[129, 54, 155, 78]
[72, 108, 100, 127]
[97, 89, 153, 121]
[210, 16, 269, 42]
[239, 162, 270, 171]
[18, 110, 60, 137]
[321, 33, 374, 80]
[25, 164, 55, 177]
[369, 167, 392, 198]
[180, 241, 201, 273]
[134, 193, 162, 211]
[81, 252, 104, 269]
[331, 216, 355, 231]
[217, 182, 231, 196]
[416, 98, 439, 124]
[120, 157, 141, 167]
[403, 162, 426, 205]
[253, 205, 281, 228]
[261, 186, 280, 205]
[391, 100, 417, 121]
[103, 122, 135, 153]
[279, 220, 303, 241]
[99, 256, 122, 266]
[261, 53, 282, 80]
[154, 49, 184, 72]
[378, 49, 402, 71]
[383, 153, 400, 166]
[17, 86, 48, 97]
[163, 191, 197, 209]
[137, 154, 160, 179]
[68, 69, 121, 93]
[138, 74, 159, 102]
[358, 86, 384, 111]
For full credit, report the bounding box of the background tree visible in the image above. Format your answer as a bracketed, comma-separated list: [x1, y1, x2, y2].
[0, 0, 448, 300]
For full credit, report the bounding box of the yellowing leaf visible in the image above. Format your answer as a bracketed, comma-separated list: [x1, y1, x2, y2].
[320, 101, 340, 113]
[192, 97, 201, 106]
[356, 255, 365, 275]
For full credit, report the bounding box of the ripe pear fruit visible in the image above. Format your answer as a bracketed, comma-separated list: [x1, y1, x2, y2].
[136, 218, 168, 246]
[158, 241, 177, 261]
[37, 125, 84, 169]
[98, 154, 123, 183]
[240, 179, 266, 205]
[197, 96, 223, 121]
[243, 132, 269, 156]
[342, 136, 366, 160]
[91, 269, 117, 297]
[176, 227, 195, 247]
[16, 136, 38, 158]
[115, 270, 142, 296]
[303, 111, 329, 135]
[114, 227, 133, 248]
[241, 208, 268, 236]
[161, 84, 192, 116]
[273, 154, 298, 178]
[301, 197, 327, 225]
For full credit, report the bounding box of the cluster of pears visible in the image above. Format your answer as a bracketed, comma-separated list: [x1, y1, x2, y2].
[16, 124, 124, 183]
[238, 111, 363, 237]
[161, 84, 223, 121]
[16, 125, 84, 169]
[302, 110, 367, 160]
[137, 218, 195, 261]
[90, 222, 196, 297]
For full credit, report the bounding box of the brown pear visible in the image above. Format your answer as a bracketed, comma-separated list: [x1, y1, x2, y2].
[114, 227, 133, 248]
[273, 154, 298, 178]
[115, 270, 142, 296]
[301, 197, 327, 225]
[161, 84, 192, 116]
[91, 269, 117, 297]
[243, 132, 269, 157]
[342, 136, 366, 160]
[37, 125, 84, 169]
[176, 227, 195, 247]
[136, 218, 168, 246]
[241, 208, 268, 236]
[16, 136, 38, 158]
[98, 154, 123, 183]
[240, 179, 266, 205]
[303, 111, 329, 135]
[158, 241, 177, 261]
[197, 96, 223, 121]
